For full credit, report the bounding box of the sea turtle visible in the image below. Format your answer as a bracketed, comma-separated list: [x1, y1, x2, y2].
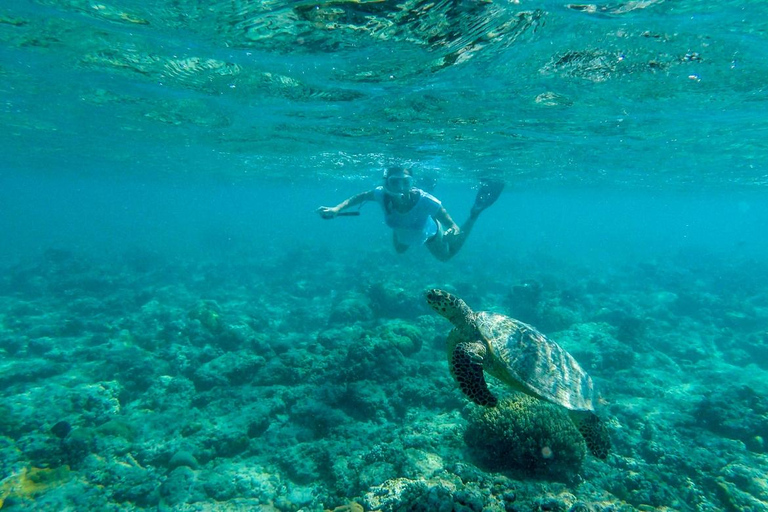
[426, 288, 610, 459]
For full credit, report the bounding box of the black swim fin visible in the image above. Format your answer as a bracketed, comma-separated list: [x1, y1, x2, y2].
[471, 179, 505, 215]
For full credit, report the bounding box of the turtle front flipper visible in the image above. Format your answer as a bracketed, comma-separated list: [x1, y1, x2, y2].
[451, 341, 498, 407]
[572, 411, 611, 459]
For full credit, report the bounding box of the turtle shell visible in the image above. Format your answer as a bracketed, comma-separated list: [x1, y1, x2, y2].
[475, 312, 595, 412]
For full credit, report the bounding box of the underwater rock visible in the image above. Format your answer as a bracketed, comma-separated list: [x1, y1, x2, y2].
[269, 332, 310, 356]
[77, 451, 160, 507]
[536, 496, 567, 511]
[340, 380, 396, 422]
[368, 281, 419, 319]
[394, 373, 460, 411]
[138, 298, 175, 322]
[325, 501, 365, 512]
[464, 393, 586, 478]
[715, 329, 765, 368]
[651, 316, 718, 364]
[375, 319, 423, 356]
[363, 475, 489, 511]
[60, 428, 95, 467]
[292, 398, 352, 439]
[0, 335, 26, 356]
[160, 466, 204, 506]
[106, 345, 164, 397]
[212, 463, 284, 510]
[27, 336, 54, 355]
[0, 359, 66, 389]
[203, 465, 283, 504]
[168, 449, 199, 470]
[693, 384, 768, 452]
[14, 430, 65, 468]
[57, 423, 136, 468]
[400, 448, 446, 480]
[539, 301, 582, 332]
[0, 404, 24, 440]
[50, 420, 72, 439]
[358, 449, 399, 490]
[95, 419, 137, 448]
[254, 354, 303, 385]
[329, 293, 374, 325]
[182, 304, 272, 352]
[188, 300, 225, 334]
[218, 321, 272, 353]
[613, 315, 648, 347]
[192, 350, 265, 391]
[70, 381, 123, 426]
[199, 428, 249, 461]
[110, 468, 161, 507]
[25, 321, 62, 340]
[722, 307, 768, 330]
[604, 468, 676, 510]
[317, 324, 366, 350]
[284, 485, 316, 507]
[339, 332, 411, 384]
[277, 442, 329, 486]
[247, 417, 271, 439]
[138, 375, 195, 411]
[202, 468, 244, 502]
[740, 331, 768, 368]
[714, 463, 768, 510]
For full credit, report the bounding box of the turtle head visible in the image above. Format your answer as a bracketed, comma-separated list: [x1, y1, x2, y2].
[425, 288, 474, 327]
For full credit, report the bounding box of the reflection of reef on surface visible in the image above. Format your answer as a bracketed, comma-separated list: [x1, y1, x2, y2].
[244, 0, 545, 75]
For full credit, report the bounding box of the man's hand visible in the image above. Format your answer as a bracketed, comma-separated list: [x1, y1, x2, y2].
[444, 225, 461, 237]
[316, 206, 339, 219]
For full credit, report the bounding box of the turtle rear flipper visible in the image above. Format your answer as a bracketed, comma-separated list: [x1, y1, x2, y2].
[452, 341, 498, 407]
[572, 411, 611, 459]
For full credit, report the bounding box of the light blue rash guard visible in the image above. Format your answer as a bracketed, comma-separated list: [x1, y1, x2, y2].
[373, 186, 442, 246]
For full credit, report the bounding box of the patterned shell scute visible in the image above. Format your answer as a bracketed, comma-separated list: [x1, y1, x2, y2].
[476, 312, 595, 412]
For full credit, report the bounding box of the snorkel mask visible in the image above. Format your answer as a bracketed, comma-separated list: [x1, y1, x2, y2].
[383, 167, 413, 197]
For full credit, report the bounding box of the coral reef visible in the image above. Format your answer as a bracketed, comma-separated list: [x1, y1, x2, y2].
[464, 393, 587, 478]
[1, 248, 767, 511]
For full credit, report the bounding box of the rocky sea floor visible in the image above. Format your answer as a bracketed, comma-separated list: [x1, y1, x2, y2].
[1, 245, 768, 511]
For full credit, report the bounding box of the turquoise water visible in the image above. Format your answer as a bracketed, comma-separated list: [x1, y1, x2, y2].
[2, 0, 768, 510]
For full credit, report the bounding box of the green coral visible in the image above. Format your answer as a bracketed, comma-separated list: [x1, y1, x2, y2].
[464, 392, 586, 478]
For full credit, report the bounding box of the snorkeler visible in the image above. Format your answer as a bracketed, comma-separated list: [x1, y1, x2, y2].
[316, 167, 504, 262]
